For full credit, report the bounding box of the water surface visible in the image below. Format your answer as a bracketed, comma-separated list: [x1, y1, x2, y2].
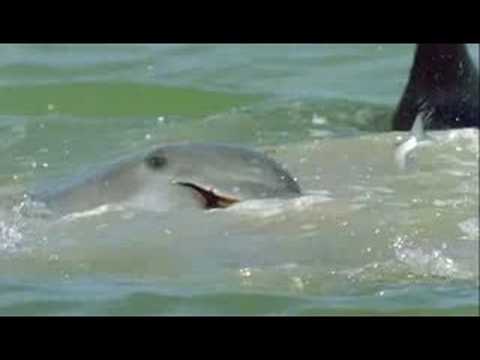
[0, 44, 478, 315]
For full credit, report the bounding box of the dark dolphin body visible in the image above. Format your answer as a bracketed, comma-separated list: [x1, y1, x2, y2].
[31, 143, 301, 215]
[392, 43, 479, 130]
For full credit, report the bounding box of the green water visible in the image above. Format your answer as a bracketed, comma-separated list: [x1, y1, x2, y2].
[0, 44, 478, 316]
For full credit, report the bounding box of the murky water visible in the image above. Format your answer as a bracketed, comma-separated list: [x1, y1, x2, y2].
[0, 44, 478, 315]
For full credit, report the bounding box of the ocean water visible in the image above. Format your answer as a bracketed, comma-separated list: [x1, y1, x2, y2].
[0, 44, 478, 315]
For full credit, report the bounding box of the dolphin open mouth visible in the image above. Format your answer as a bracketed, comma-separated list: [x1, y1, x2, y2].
[174, 181, 240, 209]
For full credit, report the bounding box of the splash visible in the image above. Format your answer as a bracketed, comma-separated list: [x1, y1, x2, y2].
[224, 192, 333, 218]
[0, 220, 24, 252]
[458, 218, 479, 241]
[0, 198, 29, 253]
[392, 235, 473, 280]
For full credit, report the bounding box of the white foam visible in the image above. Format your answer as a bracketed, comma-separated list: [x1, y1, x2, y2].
[309, 129, 333, 138]
[59, 204, 125, 223]
[227, 193, 333, 218]
[394, 133, 434, 170]
[311, 113, 328, 126]
[0, 220, 24, 252]
[394, 246, 471, 279]
[458, 218, 479, 241]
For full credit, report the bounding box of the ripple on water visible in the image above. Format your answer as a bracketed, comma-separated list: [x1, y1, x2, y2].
[458, 218, 479, 241]
[0, 116, 27, 152]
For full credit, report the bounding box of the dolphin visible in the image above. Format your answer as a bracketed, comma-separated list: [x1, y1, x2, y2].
[392, 43, 479, 130]
[28, 44, 477, 216]
[30, 143, 301, 215]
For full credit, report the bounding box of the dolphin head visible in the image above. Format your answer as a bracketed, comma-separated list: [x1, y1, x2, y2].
[30, 143, 301, 215]
[143, 143, 301, 209]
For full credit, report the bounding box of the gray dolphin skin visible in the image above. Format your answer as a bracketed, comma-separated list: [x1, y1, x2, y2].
[392, 43, 479, 130]
[31, 143, 301, 214]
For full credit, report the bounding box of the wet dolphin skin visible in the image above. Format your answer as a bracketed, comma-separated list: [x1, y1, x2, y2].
[31, 143, 301, 214]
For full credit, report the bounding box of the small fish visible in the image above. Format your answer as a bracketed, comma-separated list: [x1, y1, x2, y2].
[394, 111, 434, 170]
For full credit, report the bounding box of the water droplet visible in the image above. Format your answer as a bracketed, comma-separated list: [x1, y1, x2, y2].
[42, 162, 49, 168]
[48, 254, 59, 262]
[239, 268, 252, 277]
[312, 113, 328, 126]
[47, 104, 55, 111]
[291, 276, 305, 291]
[145, 133, 152, 140]
[31, 161, 37, 169]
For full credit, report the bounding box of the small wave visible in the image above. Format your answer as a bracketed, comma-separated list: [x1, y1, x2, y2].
[0, 116, 27, 151]
[58, 204, 126, 223]
[389, 234, 474, 280]
[224, 192, 333, 218]
[394, 247, 470, 279]
[458, 218, 479, 241]
[433, 128, 479, 154]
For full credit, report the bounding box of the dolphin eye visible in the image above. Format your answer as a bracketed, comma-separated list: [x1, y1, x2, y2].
[146, 154, 167, 169]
